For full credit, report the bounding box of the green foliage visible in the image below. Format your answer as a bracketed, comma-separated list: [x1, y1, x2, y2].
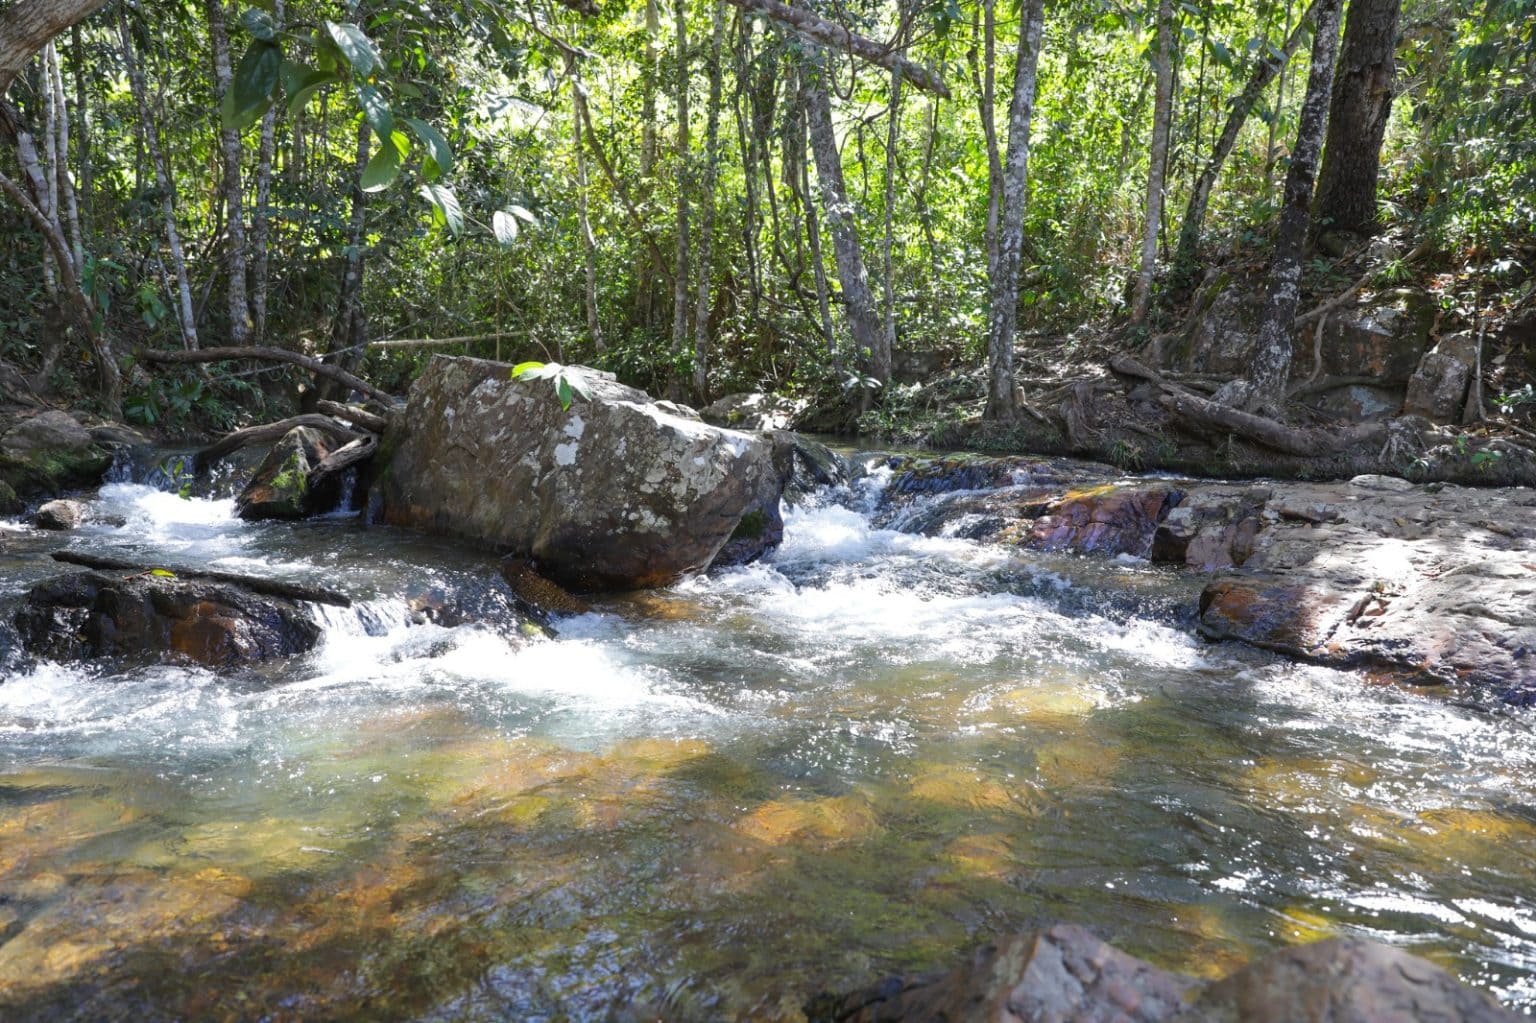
[511, 361, 591, 411]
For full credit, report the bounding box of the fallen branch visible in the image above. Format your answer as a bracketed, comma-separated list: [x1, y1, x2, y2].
[194, 414, 363, 473]
[52, 551, 352, 606]
[139, 345, 396, 407]
[369, 331, 529, 350]
[309, 433, 378, 493]
[315, 400, 389, 434]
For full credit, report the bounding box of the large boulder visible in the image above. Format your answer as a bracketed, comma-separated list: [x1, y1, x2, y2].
[236, 425, 347, 520]
[815, 924, 1519, 1023]
[0, 410, 113, 514]
[377, 356, 782, 590]
[14, 571, 321, 668]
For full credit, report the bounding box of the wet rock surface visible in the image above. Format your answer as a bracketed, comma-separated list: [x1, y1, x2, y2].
[379, 356, 782, 591]
[236, 425, 345, 520]
[33, 499, 85, 531]
[13, 570, 321, 668]
[873, 453, 1536, 695]
[0, 410, 114, 513]
[816, 924, 1518, 1022]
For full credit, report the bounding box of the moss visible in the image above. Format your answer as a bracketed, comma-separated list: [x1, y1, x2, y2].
[730, 508, 768, 541]
[0, 479, 19, 515]
[0, 445, 112, 504]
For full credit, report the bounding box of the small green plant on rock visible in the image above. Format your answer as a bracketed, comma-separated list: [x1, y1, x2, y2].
[511, 361, 591, 411]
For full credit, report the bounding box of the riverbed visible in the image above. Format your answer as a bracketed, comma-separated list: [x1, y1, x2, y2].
[2, 459, 1534, 1019]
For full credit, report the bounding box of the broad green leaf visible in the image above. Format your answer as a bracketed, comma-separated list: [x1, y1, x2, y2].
[241, 8, 277, 41]
[405, 117, 454, 178]
[360, 138, 401, 192]
[357, 85, 394, 140]
[286, 67, 337, 116]
[390, 129, 412, 159]
[508, 203, 538, 225]
[492, 209, 519, 245]
[511, 361, 546, 378]
[149, 568, 176, 578]
[419, 182, 463, 236]
[326, 21, 381, 79]
[556, 376, 573, 410]
[564, 367, 591, 401]
[222, 40, 280, 131]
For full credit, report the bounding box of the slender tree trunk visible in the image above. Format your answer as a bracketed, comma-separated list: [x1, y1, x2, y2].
[1266, 0, 1296, 195]
[46, 42, 81, 275]
[1131, 0, 1175, 324]
[795, 83, 837, 360]
[573, 81, 603, 352]
[691, 1, 726, 402]
[637, 0, 660, 329]
[972, 0, 1003, 280]
[69, 25, 89, 230]
[322, 122, 370, 402]
[733, 15, 764, 320]
[249, 0, 282, 341]
[805, 58, 888, 386]
[670, 0, 691, 365]
[1241, 0, 1343, 412]
[1313, 0, 1400, 234]
[880, 64, 902, 362]
[1173, 0, 1318, 282]
[983, 0, 1045, 421]
[206, 0, 252, 346]
[120, 11, 199, 349]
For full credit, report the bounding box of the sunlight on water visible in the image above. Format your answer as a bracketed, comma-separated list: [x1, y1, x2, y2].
[3, 474, 1536, 1018]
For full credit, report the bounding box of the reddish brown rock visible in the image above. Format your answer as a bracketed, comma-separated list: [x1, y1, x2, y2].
[1027, 483, 1184, 558]
[14, 571, 320, 668]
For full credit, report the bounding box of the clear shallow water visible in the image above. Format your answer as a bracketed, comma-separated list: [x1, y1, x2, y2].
[2, 466, 1536, 1019]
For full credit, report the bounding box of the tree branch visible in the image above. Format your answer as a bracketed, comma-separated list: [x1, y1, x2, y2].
[0, 0, 110, 98]
[138, 345, 397, 407]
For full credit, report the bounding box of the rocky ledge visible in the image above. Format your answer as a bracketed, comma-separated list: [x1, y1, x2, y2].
[873, 454, 1536, 698]
[813, 923, 1518, 1022]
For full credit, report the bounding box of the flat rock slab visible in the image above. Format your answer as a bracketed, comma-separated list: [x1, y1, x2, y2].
[378, 356, 781, 591]
[873, 455, 1536, 696]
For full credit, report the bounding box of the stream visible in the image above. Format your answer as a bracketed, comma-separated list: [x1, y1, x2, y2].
[2, 457, 1536, 1019]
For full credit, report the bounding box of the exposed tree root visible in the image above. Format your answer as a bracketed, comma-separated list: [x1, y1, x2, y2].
[315, 399, 390, 434]
[194, 414, 363, 473]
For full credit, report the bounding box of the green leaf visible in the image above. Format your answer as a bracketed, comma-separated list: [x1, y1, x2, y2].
[360, 138, 402, 192]
[564, 367, 591, 401]
[556, 376, 574, 410]
[492, 209, 519, 245]
[511, 360, 546, 378]
[405, 116, 454, 178]
[357, 85, 394, 140]
[222, 40, 280, 131]
[149, 568, 176, 578]
[508, 203, 538, 225]
[325, 21, 381, 79]
[419, 183, 463, 236]
[286, 66, 337, 116]
[241, 8, 277, 41]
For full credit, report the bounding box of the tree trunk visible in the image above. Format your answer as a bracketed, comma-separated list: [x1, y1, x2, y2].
[880, 63, 902, 366]
[0, 0, 108, 98]
[120, 10, 199, 350]
[669, 0, 691, 366]
[805, 58, 888, 386]
[1173, 0, 1318, 283]
[1313, 0, 1400, 234]
[691, 0, 727, 402]
[983, 0, 1045, 421]
[1241, 0, 1343, 412]
[1131, 0, 1175, 324]
[795, 82, 838, 361]
[206, 0, 253, 346]
[572, 78, 603, 352]
[249, 0, 283, 341]
[321, 122, 370, 402]
[45, 42, 81, 275]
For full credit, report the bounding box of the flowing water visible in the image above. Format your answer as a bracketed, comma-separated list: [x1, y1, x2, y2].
[2, 459, 1536, 1020]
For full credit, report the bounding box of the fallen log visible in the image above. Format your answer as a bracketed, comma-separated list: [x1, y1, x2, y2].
[309, 433, 378, 493]
[315, 399, 389, 434]
[52, 550, 352, 606]
[138, 345, 397, 407]
[194, 414, 363, 473]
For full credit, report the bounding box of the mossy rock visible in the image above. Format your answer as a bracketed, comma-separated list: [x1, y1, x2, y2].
[0, 446, 113, 508]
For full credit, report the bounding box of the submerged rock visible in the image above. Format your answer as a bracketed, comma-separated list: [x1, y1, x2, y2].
[14, 570, 321, 668]
[236, 425, 346, 520]
[378, 356, 782, 591]
[816, 923, 1518, 1022]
